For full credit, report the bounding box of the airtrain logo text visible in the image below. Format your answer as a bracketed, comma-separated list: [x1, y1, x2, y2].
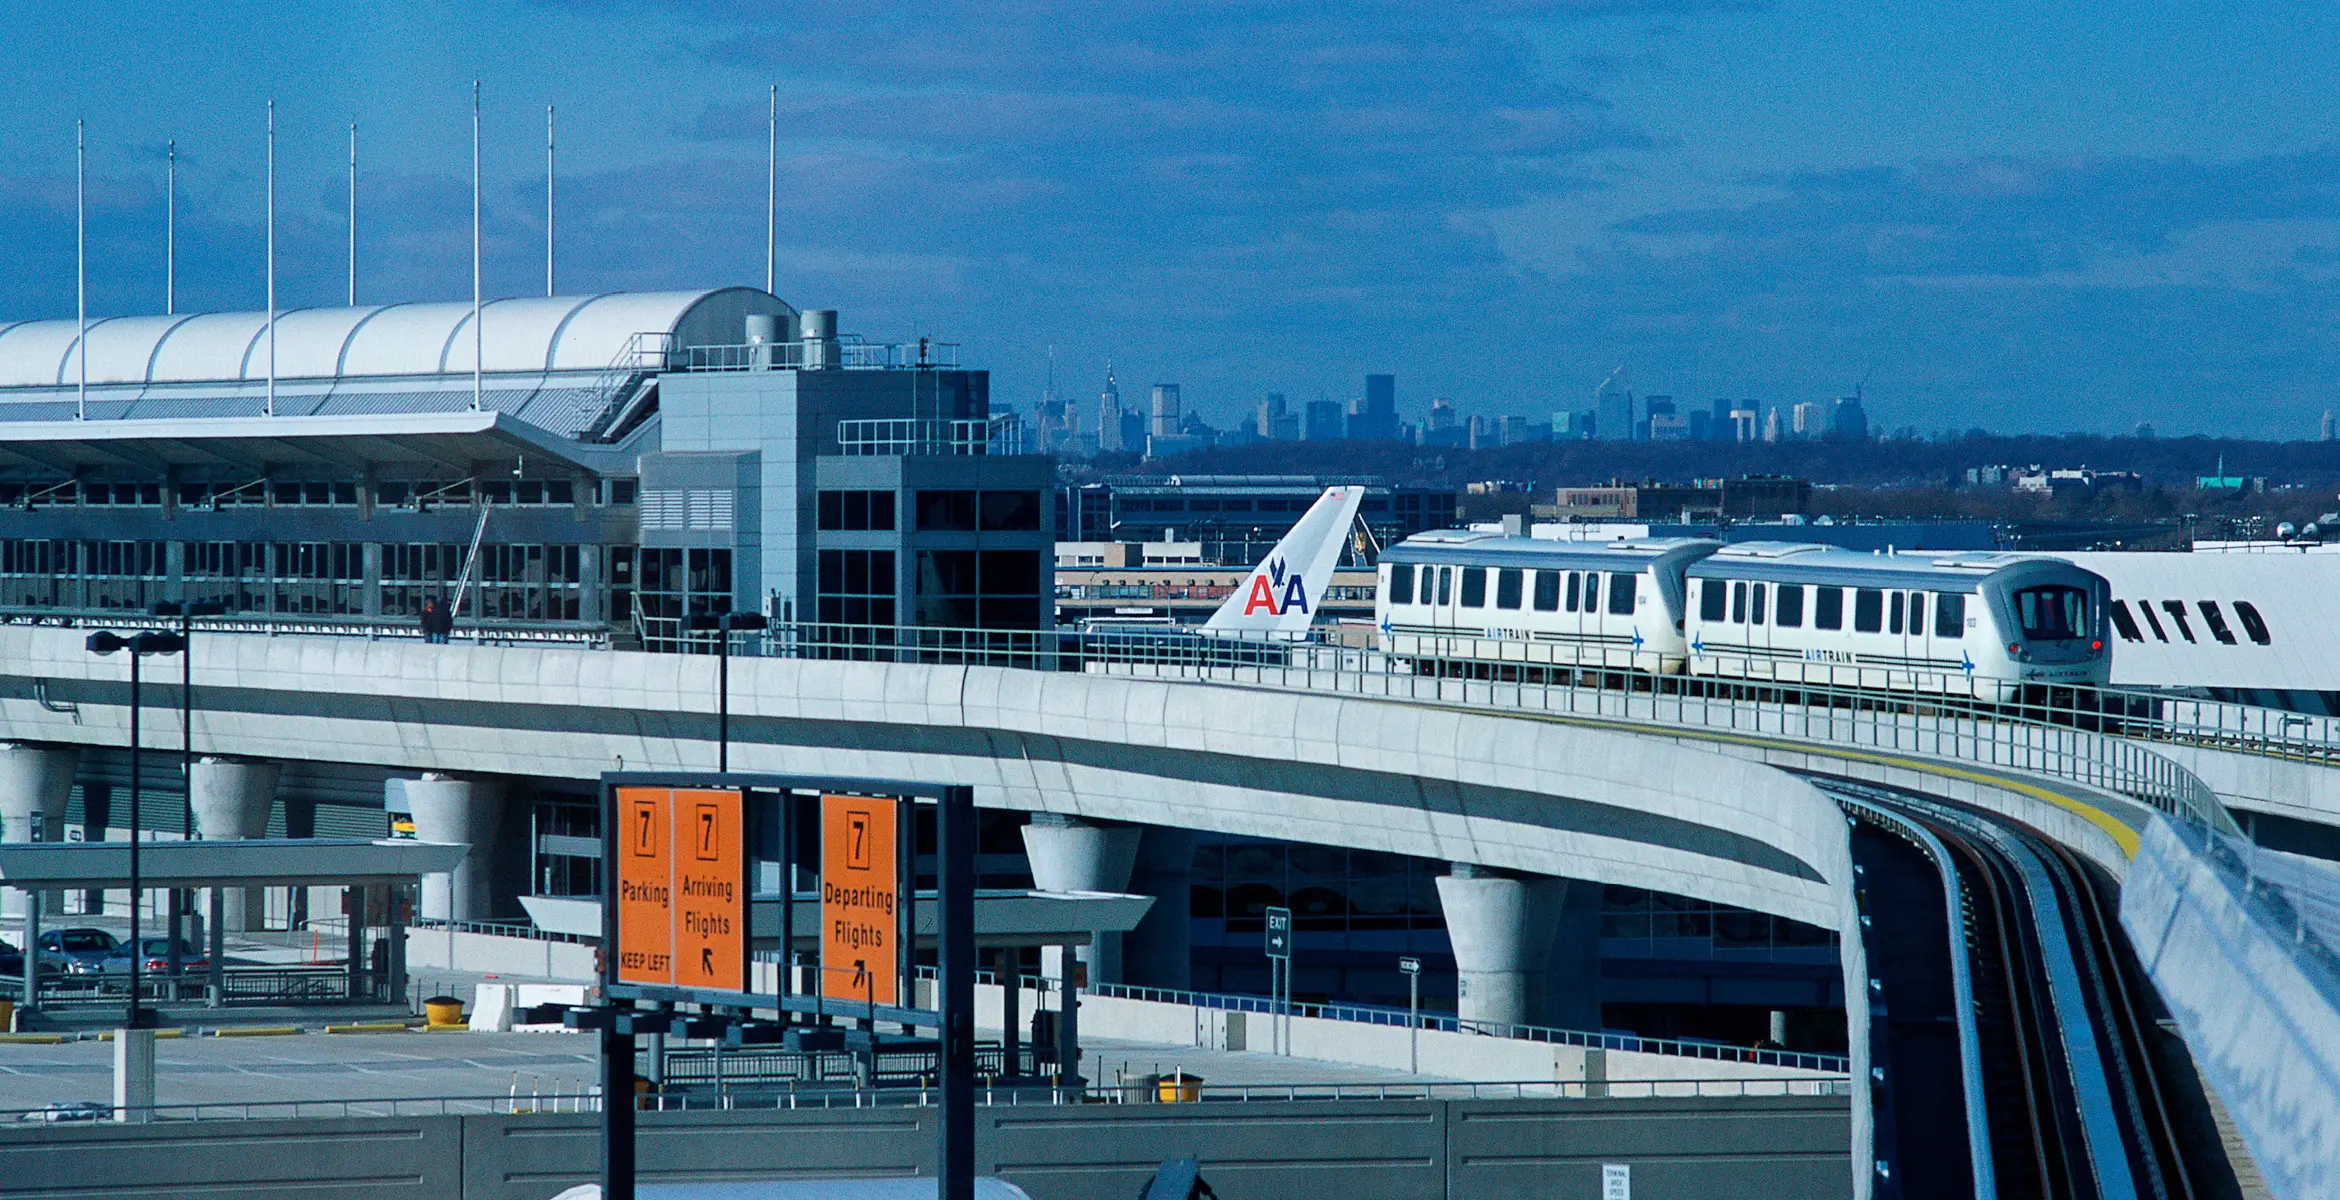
[1242, 555, 1312, 617]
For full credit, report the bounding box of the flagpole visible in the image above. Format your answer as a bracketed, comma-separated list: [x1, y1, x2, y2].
[265, 100, 276, 418]
[166, 138, 176, 316]
[472, 80, 482, 413]
[546, 104, 555, 297]
[75, 119, 85, 421]
[766, 84, 776, 295]
[348, 122, 358, 306]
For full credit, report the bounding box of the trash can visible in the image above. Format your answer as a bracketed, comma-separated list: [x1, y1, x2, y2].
[424, 996, 464, 1027]
[0, 999, 14, 1033]
[1155, 1070, 1203, 1103]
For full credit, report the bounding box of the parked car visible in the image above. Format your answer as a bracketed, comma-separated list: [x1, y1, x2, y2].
[0, 940, 68, 982]
[34, 928, 118, 975]
[94, 937, 211, 979]
[16, 1102, 105, 1124]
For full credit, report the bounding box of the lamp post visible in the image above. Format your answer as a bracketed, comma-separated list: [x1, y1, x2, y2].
[683, 610, 768, 772]
[87, 630, 186, 1029]
[1398, 956, 1422, 1074]
[152, 600, 226, 981]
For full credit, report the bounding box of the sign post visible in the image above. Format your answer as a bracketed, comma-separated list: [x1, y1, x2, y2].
[1264, 906, 1292, 1056]
[1398, 956, 1422, 1074]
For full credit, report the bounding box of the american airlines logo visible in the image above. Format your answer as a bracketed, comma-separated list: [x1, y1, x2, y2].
[1242, 555, 1312, 616]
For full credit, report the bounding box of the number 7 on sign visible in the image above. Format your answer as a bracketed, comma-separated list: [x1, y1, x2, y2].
[632, 799, 657, 857]
[696, 803, 720, 861]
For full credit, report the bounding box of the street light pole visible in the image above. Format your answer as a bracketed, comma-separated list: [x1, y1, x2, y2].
[88, 630, 185, 1029]
[684, 610, 768, 773]
[1399, 956, 1422, 1074]
[153, 600, 224, 982]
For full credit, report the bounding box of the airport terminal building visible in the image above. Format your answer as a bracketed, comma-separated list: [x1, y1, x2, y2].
[0, 289, 1052, 647]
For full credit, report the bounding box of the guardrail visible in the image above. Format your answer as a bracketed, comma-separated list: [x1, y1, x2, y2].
[3, 1074, 1852, 1127]
[2, 965, 375, 1007]
[0, 609, 609, 648]
[410, 917, 593, 946]
[749, 620, 2239, 836]
[1074, 978, 1851, 1073]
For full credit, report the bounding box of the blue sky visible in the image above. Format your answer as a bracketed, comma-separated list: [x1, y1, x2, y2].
[5, 1, 2340, 437]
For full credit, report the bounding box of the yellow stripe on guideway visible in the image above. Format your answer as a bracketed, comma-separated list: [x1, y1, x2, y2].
[0, 1034, 66, 1045]
[325, 1023, 417, 1035]
[211, 1026, 300, 1038]
[1478, 704, 2147, 859]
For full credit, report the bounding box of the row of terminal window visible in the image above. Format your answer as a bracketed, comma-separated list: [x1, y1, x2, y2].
[1698, 579, 1966, 638]
[816, 490, 1044, 533]
[1389, 563, 1639, 615]
[2106, 598, 2270, 646]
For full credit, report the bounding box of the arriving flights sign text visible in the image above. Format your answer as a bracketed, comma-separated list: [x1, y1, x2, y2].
[613, 786, 746, 993]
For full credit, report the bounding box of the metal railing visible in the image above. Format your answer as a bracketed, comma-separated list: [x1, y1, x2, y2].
[669, 340, 960, 373]
[0, 607, 610, 648]
[2, 1074, 1850, 1126]
[410, 917, 593, 946]
[743, 620, 2237, 835]
[833, 418, 1001, 456]
[1074, 979, 1850, 1073]
[3, 965, 375, 1007]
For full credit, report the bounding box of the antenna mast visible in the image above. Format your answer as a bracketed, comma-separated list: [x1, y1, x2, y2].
[545, 104, 555, 297]
[348, 122, 358, 305]
[471, 80, 482, 413]
[266, 101, 277, 418]
[75, 120, 84, 422]
[765, 83, 776, 295]
[166, 138, 175, 316]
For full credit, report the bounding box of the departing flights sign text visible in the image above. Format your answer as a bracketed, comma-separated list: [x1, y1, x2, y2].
[821, 793, 901, 1007]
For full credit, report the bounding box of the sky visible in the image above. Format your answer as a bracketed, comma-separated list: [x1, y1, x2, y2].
[5, 1, 2340, 438]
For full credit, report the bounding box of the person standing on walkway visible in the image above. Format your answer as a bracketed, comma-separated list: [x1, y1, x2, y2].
[420, 597, 454, 644]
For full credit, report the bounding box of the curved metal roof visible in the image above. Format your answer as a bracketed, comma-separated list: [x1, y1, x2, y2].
[0, 288, 793, 389]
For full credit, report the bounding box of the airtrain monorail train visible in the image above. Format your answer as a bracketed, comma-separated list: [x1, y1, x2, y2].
[1375, 532, 2111, 700]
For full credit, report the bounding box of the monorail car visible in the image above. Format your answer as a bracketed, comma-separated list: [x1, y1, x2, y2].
[1375, 534, 2111, 700]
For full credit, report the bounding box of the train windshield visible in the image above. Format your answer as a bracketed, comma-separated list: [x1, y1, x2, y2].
[2014, 585, 2091, 641]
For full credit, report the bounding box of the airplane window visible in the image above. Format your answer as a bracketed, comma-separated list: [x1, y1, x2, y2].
[1889, 592, 1904, 635]
[1533, 571, 1560, 612]
[2159, 600, 2196, 643]
[1815, 587, 1845, 630]
[1854, 589, 1883, 633]
[1700, 579, 1726, 622]
[2106, 599, 2143, 642]
[1750, 583, 1767, 625]
[2234, 601, 2272, 645]
[2196, 601, 2237, 645]
[1582, 573, 1600, 613]
[1907, 592, 1925, 636]
[1461, 568, 1488, 608]
[1776, 585, 1804, 628]
[1608, 573, 1637, 615]
[1565, 572, 1580, 613]
[1935, 593, 1965, 639]
[2136, 598, 2168, 642]
[1388, 564, 1415, 605]
[1437, 567, 1451, 606]
[1496, 568, 1523, 610]
[1731, 581, 1747, 623]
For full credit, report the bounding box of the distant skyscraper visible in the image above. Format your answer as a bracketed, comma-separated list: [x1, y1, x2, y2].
[1596, 379, 1633, 442]
[2323, 409, 2336, 442]
[1762, 407, 1782, 443]
[1791, 401, 1823, 439]
[1355, 373, 1398, 439]
[1831, 395, 1868, 440]
[1304, 399, 1344, 441]
[1729, 408, 1758, 442]
[1256, 392, 1291, 440]
[1710, 396, 1734, 440]
[1097, 367, 1124, 453]
[1150, 384, 1181, 439]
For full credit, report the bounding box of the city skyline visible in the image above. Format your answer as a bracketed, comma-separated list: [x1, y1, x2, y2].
[5, 3, 2340, 437]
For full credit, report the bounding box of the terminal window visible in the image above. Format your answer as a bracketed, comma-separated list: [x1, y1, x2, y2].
[817, 549, 898, 626]
[817, 490, 897, 532]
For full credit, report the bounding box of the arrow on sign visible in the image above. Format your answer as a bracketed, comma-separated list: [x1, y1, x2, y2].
[702, 948, 714, 976]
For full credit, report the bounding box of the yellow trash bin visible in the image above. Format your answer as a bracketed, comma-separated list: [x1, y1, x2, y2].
[424, 996, 464, 1027]
[1156, 1070, 1203, 1103]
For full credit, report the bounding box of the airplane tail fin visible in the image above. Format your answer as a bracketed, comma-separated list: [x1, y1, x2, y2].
[1201, 486, 1366, 637]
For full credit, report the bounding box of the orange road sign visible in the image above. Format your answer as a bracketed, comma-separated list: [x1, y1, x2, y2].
[821, 794, 899, 1007]
[613, 786, 745, 992]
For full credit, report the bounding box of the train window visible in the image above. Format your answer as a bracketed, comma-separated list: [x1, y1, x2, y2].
[1731, 581, 1747, 623]
[1750, 583, 1767, 625]
[1775, 584, 1804, 628]
[2014, 585, 2093, 641]
[1700, 579, 1726, 621]
[2136, 598, 2168, 642]
[2234, 601, 2272, 645]
[1496, 568, 1523, 610]
[1935, 593, 1966, 638]
[1608, 573, 1636, 615]
[1388, 564, 1415, 605]
[1461, 568, 1488, 608]
[1907, 593, 1925, 636]
[2158, 600, 2195, 643]
[1582, 572, 1600, 613]
[1565, 572, 1580, 612]
[1854, 589, 1883, 633]
[1533, 571, 1560, 612]
[2105, 599, 2142, 642]
[1815, 587, 1845, 630]
[1888, 592, 1904, 635]
[1437, 567, 1451, 606]
[2196, 601, 2237, 645]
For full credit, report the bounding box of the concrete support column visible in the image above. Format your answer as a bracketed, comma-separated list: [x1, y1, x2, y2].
[405, 774, 506, 922]
[1435, 864, 1569, 1030]
[0, 743, 78, 916]
[1021, 814, 1141, 985]
[1122, 826, 1194, 990]
[189, 757, 280, 933]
